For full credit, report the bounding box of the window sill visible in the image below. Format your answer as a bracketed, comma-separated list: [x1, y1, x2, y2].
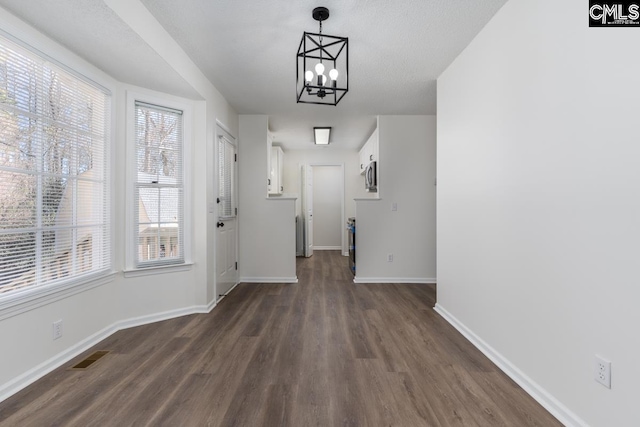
[123, 262, 193, 278]
[0, 271, 117, 321]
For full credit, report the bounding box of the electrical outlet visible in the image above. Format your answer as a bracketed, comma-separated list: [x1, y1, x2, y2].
[391, 202, 398, 212]
[53, 320, 63, 340]
[387, 254, 393, 262]
[594, 355, 611, 388]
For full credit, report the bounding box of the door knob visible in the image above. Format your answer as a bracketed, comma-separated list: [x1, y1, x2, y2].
[217, 222, 225, 228]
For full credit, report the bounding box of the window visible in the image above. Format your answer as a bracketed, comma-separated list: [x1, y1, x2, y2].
[133, 102, 184, 267]
[0, 34, 111, 297]
[218, 134, 236, 219]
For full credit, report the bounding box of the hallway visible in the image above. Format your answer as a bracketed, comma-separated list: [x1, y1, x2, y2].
[0, 251, 559, 426]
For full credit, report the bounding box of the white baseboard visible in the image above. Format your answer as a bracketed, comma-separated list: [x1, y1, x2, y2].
[342, 251, 349, 257]
[0, 302, 218, 404]
[239, 277, 298, 284]
[433, 303, 586, 427]
[313, 246, 342, 250]
[204, 296, 218, 313]
[118, 305, 205, 330]
[353, 277, 437, 284]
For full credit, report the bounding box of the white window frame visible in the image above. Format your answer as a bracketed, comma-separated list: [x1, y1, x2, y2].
[124, 90, 192, 276]
[0, 18, 116, 315]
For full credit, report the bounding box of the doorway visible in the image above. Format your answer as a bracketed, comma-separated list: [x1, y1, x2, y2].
[301, 163, 345, 257]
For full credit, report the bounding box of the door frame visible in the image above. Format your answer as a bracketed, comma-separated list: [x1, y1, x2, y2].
[306, 162, 346, 256]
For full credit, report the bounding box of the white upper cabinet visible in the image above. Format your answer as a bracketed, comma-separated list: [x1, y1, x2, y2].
[359, 128, 378, 174]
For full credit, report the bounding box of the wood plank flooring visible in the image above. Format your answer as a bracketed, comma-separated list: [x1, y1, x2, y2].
[0, 251, 562, 426]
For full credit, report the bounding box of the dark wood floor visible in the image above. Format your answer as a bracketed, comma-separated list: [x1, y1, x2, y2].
[0, 251, 561, 426]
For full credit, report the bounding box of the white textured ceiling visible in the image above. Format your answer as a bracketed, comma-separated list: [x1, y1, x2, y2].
[0, 0, 507, 149]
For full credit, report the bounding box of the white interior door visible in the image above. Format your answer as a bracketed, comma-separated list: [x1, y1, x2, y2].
[216, 134, 238, 299]
[302, 164, 314, 257]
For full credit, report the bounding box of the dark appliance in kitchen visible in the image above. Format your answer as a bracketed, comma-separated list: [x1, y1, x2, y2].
[364, 161, 377, 192]
[347, 217, 356, 275]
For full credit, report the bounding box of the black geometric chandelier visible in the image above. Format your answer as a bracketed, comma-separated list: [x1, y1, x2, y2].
[296, 7, 349, 106]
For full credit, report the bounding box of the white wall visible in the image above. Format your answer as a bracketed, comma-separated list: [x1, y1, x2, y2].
[282, 148, 364, 254]
[436, 0, 640, 426]
[355, 116, 437, 283]
[238, 115, 296, 282]
[0, 4, 239, 402]
[312, 166, 342, 249]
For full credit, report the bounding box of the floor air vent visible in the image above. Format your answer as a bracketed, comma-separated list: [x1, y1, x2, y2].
[70, 351, 110, 370]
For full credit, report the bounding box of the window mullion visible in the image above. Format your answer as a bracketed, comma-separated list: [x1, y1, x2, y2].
[34, 60, 44, 286]
[71, 177, 78, 275]
[156, 185, 161, 258]
[70, 111, 78, 276]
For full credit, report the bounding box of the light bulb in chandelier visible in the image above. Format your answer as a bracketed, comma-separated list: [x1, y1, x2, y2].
[329, 69, 338, 88]
[315, 63, 325, 75]
[305, 70, 314, 83]
[317, 73, 327, 86]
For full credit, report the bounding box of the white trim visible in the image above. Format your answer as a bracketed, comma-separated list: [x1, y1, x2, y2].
[353, 277, 437, 284]
[215, 119, 234, 138]
[0, 301, 220, 404]
[123, 262, 193, 278]
[239, 277, 298, 284]
[124, 89, 194, 271]
[433, 303, 586, 427]
[204, 297, 218, 313]
[306, 162, 346, 256]
[0, 27, 113, 309]
[117, 305, 207, 330]
[313, 246, 342, 251]
[342, 251, 349, 257]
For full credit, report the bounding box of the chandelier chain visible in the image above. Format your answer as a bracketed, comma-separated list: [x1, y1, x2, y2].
[319, 20, 323, 62]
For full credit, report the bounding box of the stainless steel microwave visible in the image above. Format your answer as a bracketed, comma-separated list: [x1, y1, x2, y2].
[365, 161, 377, 192]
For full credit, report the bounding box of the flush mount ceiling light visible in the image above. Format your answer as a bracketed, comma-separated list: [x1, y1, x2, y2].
[314, 127, 331, 145]
[297, 7, 349, 106]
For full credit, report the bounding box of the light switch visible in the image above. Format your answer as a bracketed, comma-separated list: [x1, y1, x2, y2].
[391, 202, 397, 212]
